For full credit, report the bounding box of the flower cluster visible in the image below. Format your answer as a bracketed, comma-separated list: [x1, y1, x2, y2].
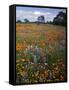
[16, 23, 66, 84]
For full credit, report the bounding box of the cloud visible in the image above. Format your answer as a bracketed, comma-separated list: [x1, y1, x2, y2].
[16, 9, 58, 22]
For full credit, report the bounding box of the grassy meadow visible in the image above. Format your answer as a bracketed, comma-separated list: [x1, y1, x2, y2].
[16, 23, 66, 84]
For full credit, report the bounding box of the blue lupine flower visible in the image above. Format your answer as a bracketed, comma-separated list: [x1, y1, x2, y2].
[34, 55, 37, 64]
[35, 46, 39, 55]
[43, 56, 46, 64]
[42, 52, 46, 64]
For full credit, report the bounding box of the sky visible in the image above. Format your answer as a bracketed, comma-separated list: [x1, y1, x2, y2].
[16, 6, 66, 22]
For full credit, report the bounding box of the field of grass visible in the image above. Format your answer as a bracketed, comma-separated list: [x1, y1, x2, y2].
[16, 23, 66, 84]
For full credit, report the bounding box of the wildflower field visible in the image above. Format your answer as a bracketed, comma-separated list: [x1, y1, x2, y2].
[16, 23, 67, 84]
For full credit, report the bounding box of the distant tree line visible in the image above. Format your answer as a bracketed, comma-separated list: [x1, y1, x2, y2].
[16, 19, 30, 23]
[16, 11, 67, 26]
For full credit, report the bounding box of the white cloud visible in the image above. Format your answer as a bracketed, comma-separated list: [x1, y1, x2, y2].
[16, 10, 57, 22]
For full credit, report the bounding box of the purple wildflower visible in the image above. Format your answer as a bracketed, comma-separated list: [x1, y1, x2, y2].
[43, 56, 46, 64]
[34, 55, 37, 64]
[42, 52, 46, 64]
[35, 46, 39, 55]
